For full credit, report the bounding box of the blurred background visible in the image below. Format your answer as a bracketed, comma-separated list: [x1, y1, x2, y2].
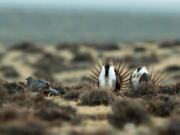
[0, 0, 179, 85]
[0, 0, 180, 44]
[0, 2, 180, 135]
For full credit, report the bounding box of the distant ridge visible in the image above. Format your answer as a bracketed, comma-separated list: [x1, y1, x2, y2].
[0, 9, 180, 45]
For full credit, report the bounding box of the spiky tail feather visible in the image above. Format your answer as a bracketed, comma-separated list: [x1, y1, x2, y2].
[149, 66, 168, 87]
[87, 57, 131, 91]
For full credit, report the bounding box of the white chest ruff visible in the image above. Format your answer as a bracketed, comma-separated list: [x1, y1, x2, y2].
[131, 77, 140, 90]
[131, 67, 148, 90]
[99, 66, 116, 90]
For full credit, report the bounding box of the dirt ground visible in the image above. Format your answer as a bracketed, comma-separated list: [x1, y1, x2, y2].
[0, 41, 180, 135]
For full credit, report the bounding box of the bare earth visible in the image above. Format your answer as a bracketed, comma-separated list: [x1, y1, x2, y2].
[0, 41, 179, 135]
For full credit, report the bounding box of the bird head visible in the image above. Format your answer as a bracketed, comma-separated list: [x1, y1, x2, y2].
[26, 76, 33, 81]
[131, 66, 148, 80]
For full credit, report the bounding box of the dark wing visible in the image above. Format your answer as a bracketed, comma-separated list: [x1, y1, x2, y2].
[139, 73, 149, 83]
[115, 72, 122, 92]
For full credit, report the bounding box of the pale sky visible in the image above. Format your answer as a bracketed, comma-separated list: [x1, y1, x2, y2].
[0, 0, 180, 11]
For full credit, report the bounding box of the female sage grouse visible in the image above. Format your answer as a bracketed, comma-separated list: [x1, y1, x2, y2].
[87, 58, 131, 92]
[130, 66, 167, 90]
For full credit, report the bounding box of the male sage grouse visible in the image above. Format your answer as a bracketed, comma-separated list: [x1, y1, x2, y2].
[130, 66, 167, 90]
[87, 58, 131, 92]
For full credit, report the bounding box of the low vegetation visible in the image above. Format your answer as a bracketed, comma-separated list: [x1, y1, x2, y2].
[0, 41, 179, 134]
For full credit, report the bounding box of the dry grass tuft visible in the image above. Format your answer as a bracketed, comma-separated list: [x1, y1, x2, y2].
[147, 95, 179, 117]
[33, 52, 65, 78]
[72, 52, 94, 63]
[0, 66, 20, 78]
[10, 41, 43, 53]
[108, 99, 150, 129]
[158, 117, 180, 135]
[69, 129, 115, 135]
[35, 105, 80, 125]
[159, 83, 180, 94]
[0, 121, 48, 135]
[133, 46, 146, 52]
[80, 89, 114, 106]
[123, 82, 157, 97]
[63, 89, 83, 101]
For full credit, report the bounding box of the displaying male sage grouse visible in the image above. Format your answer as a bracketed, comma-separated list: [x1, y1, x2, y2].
[130, 67, 149, 90]
[87, 58, 131, 92]
[130, 66, 167, 90]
